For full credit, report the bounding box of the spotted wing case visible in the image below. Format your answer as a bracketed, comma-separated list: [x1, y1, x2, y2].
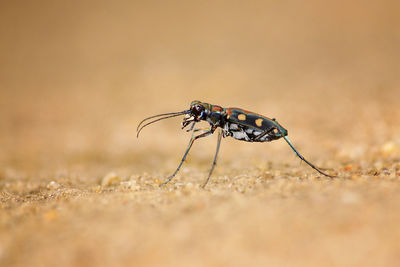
[224, 108, 282, 142]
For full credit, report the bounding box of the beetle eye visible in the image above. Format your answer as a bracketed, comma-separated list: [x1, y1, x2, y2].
[191, 104, 204, 116]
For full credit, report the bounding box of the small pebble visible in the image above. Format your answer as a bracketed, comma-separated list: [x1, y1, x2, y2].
[184, 182, 194, 190]
[374, 161, 384, 171]
[381, 141, 399, 157]
[47, 181, 61, 190]
[101, 172, 121, 187]
[120, 181, 141, 191]
[343, 164, 356, 171]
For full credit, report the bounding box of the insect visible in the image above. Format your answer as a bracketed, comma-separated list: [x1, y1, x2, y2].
[137, 100, 335, 187]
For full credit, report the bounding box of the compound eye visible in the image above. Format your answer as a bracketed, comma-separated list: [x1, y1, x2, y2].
[192, 104, 203, 116]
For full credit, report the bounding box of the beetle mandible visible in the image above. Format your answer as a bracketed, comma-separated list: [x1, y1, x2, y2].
[137, 100, 335, 187]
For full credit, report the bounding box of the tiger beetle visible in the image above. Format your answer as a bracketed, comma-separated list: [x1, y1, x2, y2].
[137, 100, 335, 188]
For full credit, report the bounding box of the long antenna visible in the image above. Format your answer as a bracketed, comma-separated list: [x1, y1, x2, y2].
[283, 136, 335, 178]
[137, 111, 189, 137]
[137, 111, 189, 131]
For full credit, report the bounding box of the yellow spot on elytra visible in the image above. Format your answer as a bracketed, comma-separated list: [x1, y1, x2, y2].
[238, 114, 246, 120]
[255, 118, 263, 127]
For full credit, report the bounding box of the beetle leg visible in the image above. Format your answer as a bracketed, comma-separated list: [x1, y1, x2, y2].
[160, 128, 215, 186]
[193, 127, 209, 132]
[201, 128, 222, 188]
[185, 121, 196, 132]
[182, 117, 195, 129]
[282, 136, 336, 178]
[254, 128, 275, 141]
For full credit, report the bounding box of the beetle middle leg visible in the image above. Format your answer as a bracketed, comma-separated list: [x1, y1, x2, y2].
[160, 127, 215, 186]
[201, 128, 222, 188]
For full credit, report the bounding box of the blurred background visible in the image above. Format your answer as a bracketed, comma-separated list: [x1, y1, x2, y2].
[1, 1, 400, 266]
[1, 0, 399, 175]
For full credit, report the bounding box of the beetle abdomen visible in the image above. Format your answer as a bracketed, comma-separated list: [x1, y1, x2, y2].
[223, 108, 284, 142]
[223, 122, 276, 142]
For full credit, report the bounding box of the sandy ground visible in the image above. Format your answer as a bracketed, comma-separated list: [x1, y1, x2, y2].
[1, 1, 400, 266]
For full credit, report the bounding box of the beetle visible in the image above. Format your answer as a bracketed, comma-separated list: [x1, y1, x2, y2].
[137, 100, 335, 187]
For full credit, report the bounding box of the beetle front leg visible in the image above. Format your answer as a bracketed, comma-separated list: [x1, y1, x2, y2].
[160, 127, 215, 186]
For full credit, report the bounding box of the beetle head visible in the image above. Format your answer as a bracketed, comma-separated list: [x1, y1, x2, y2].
[189, 100, 206, 120]
[181, 100, 207, 129]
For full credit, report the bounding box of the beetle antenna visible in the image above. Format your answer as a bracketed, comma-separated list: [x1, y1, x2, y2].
[282, 136, 335, 178]
[137, 110, 190, 131]
[137, 111, 189, 137]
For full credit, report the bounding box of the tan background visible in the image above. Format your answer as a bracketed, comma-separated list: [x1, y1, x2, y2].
[1, 1, 400, 266]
